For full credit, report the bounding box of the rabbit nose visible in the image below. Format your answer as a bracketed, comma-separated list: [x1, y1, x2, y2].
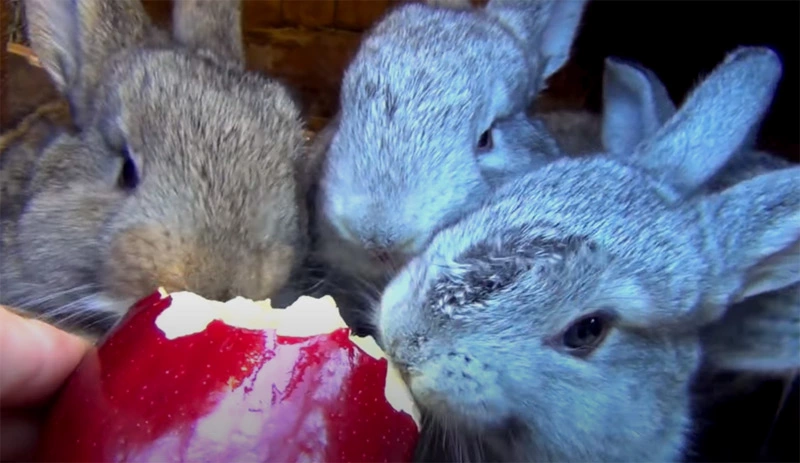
[369, 247, 394, 264]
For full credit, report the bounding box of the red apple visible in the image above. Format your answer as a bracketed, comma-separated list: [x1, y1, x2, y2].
[36, 289, 421, 462]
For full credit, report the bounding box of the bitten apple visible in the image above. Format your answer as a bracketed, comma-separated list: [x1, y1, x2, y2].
[37, 289, 421, 463]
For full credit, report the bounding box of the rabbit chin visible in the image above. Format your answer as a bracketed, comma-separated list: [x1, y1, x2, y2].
[318, 228, 402, 283]
[409, 374, 514, 434]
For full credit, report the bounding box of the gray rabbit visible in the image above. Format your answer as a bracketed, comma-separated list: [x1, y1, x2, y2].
[0, 0, 314, 341]
[376, 46, 799, 462]
[311, 0, 589, 332]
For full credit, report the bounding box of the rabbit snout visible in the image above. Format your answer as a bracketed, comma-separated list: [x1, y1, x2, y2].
[101, 223, 296, 306]
[364, 237, 415, 264]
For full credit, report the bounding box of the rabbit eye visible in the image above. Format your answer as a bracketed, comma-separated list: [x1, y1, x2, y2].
[476, 129, 493, 153]
[561, 312, 612, 356]
[117, 146, 139, 190]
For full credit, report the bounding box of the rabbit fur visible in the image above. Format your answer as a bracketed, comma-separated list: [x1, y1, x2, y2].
[311, 0, 589, 333]
[0, 0, 312, 340]
[598, 55, 799, 407]
[599, 54, 793, 192]
[376, 46, 800, 462]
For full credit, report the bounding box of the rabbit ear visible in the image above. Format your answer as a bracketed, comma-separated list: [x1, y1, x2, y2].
[697, 166, 800, 316]
[699, 287, 800, 374]
[485, 0, 588, 86]
[630, 47, 783, 199]
[601, 57, 676, 155]
[23, 0, 152, 124]
[172, 0, 245, 65]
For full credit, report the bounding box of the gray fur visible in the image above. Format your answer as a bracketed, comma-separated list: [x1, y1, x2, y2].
[0, 0, 309, 339]
[603, 51, 800, 328]
[603, 48, 785, 199]
[313, 0, 588, 326]
[601, 56, 677, 155]
[600, 54, 792, 192]
[377, 46, 800, 462]
[172, 0, 245, 65]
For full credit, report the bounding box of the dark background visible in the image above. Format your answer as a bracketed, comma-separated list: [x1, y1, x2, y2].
[540, 0, 799, 163]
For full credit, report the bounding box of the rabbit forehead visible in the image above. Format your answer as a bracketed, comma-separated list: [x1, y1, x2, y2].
[421, 157, 706, 324]
[341, 5, 529, 125]
[109, 50, 300, 141]
[420, 223, 610, 334]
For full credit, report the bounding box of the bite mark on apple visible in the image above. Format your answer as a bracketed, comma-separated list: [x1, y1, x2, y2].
[153, 288, 422, 430]
[154, 289, 346, 340]
[349, 335, 422, 429]
[384, 359, 423, 430]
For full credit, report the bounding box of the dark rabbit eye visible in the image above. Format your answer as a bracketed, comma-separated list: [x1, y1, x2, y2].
[562, 312, 612, 355]
[117, 146, 139, 190]
[477, 129, 493, 152]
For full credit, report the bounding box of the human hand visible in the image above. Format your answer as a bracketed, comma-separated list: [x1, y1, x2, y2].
[0, 306, 91, 462]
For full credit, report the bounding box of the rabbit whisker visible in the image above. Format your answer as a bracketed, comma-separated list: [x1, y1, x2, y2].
[9, 283, 99, 312]
[46, 292, 108, 324]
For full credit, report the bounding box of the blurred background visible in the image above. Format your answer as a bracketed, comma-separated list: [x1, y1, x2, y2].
[2, 1, 798, 461]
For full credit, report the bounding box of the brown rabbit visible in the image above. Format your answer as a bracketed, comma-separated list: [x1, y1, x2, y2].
[0, 0, 315, 341]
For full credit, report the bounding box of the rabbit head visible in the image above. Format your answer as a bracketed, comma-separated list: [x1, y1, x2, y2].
[0, 0, 308, 336]
[377, 46, 800, 462]
[314, 0, 587, 288]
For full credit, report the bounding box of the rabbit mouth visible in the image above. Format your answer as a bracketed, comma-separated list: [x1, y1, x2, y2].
[416, 397, 522, 445]
[407, 379, 514, 434]
[367, 248, 411, 271]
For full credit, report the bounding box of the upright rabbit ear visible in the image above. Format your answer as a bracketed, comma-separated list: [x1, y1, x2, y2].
[485, 0, 588, 91]
[601, 57, 676, 155]
[172, 0, 245, 66]
[696, 166, 800, 318]
[630, 47, 783, 199]
[24, 0, 152, 125]
[699, 288, 800, 374]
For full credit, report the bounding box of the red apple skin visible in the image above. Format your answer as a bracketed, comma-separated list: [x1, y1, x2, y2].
[37, 291, 419, 463]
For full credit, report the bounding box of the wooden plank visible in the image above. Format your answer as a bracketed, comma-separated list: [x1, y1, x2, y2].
[242, 0, 284, 29]
[245, 27, 363, 120]
[281, 0, 335, 28]
[333, 0, 392, 31]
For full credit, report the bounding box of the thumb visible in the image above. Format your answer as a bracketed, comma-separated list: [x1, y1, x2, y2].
[0, 307, 91, 407]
